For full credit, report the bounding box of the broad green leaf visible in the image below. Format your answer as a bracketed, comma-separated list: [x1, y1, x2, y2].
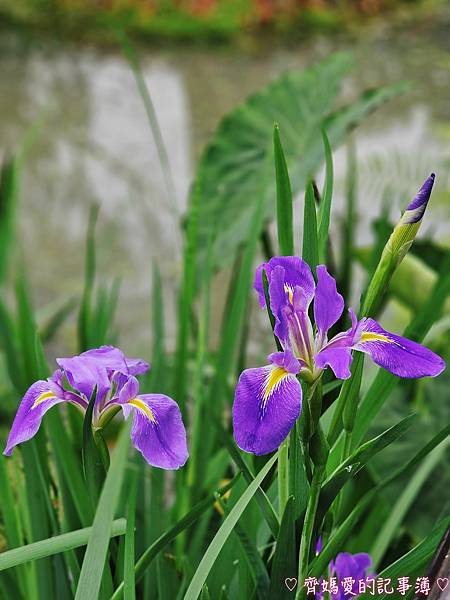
[75, 421, 131, 600]
[310, 425, 450, 580]
[219, 498, 270, 599]
[317, 128, 333, 263]
[184, 455, 277, 600]
[192, 52, 404, 276]
[82, 387, 107, 505]
[0, 519, 126, 571]
[268, 497, 297, 600]
[370, 439, 450, 567]
[0, 156, 19, 285]
[358, 517, 450, 600]
[274, 124, 294, 255]
[124, 475, 138, 600]
[318, 415, 417, 528]
[338, 140, 356, 301]
[352, 256, 450, 448]
[110, 478, 240, 600]
[302, 180, 319, 272]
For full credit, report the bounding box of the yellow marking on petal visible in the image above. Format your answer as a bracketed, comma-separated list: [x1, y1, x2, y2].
[360, 332, 392, 344]
[263, 367, 289, 401]
[128, 398, 156, 422]
[32, 391, 56, 409]
[284, 284, 294, 304]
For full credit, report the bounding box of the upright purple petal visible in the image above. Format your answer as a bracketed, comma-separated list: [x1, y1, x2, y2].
[56, 355, 112, 402]
[3, 381, 65, 456]
[121, 394, 188, 469]
[353, 318, 445, 378]
[233, 357, 302, 455]
[79, 345, 150, 375]
[403, 173, 435, 224]
[314, 265, 344, 340]
[254, 256, 315, 309]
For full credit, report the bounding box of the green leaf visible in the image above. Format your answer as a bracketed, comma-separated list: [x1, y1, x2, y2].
[78, 204, 98, 352]
[358, 517, 450, 600]
[82, 387, 107, 505]
[184, 455, 277, 600]
[273, 124, 294, 255]
[302, 180, 319, 272]
[339, 139, 357, 301]
[0, 519, 126, 571]
[221, 430, 279, 538]
[75, 421, 131, 600]
[317, 128, 333, 263]
[317, 415, 417, 533]
[268, 497, 297, 600]
[124, 475, 138, 600]
[40, 297, 77, 343]
[192, 52, 404, 276]
[218, 498, 270, 600]
[0, 155, 19, 285]
[310, 425, 450, 580]
[110, 478, 240, 600]
[370, 438, 450, 567]
[352, 257, 450, 448]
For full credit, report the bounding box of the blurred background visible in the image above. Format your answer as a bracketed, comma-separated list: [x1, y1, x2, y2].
[0, 0, 449, 358]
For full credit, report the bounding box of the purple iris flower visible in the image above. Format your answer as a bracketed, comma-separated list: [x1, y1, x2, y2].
[315, 548, 373, 599]
[233, 257, 445, 455]
[3, 345, 188, 470]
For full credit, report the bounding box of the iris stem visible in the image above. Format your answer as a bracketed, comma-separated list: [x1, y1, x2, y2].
[296, 463, 325, 599]
[278, 439, 289, 520]
[97, 405, 121, 430]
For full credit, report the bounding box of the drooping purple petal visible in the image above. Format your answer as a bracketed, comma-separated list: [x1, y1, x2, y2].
[233, 360, 302, 455]
[403, 173, 435, 224]
[353, 318, 445, 378]
[314, 346, 353, 380]
[314, 265, 344, 340]
[3, 380, 65, 456]
[254, 256, 315, 309]
[120, 394, 188, 469]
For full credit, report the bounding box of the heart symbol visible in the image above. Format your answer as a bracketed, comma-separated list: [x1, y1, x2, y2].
[285, 578, 297, 591]
[437, 578, 449, 591]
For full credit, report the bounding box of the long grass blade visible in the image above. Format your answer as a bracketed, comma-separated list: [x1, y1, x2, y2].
[75, 421, 131, 600]
[0, 520, 126, 571]
[184, 454, 277, 600]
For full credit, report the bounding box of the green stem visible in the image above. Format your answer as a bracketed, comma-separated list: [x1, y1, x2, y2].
[278, 439, 289, 519]
[296, 464, 325, 599]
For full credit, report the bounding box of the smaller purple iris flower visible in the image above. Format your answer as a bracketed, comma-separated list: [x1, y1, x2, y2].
[315, 546, 373, 599]
[233, 257, 445, 455]
[3, 345, 188, 470]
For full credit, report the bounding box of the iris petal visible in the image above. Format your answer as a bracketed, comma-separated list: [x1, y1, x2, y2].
[123, 394, 188, 469]
[254, 256, 315, 309]
[3, 381, 64, 456]
[233, 363, 302, 455]
[314, 347, 353, 380]
[314, 265, 344, 340]
[353, 318, 445, 378]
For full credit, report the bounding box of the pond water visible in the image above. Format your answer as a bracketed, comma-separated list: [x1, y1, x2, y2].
[1, 14, 449, 358]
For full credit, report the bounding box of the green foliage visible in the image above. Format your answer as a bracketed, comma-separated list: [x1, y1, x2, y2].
[0, 49, 447, 600]
[192, 52, 405, 276]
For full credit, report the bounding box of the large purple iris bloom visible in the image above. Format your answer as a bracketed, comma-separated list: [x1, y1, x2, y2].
[3, 345, 188, 470]
[233, 257, 445, 455]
